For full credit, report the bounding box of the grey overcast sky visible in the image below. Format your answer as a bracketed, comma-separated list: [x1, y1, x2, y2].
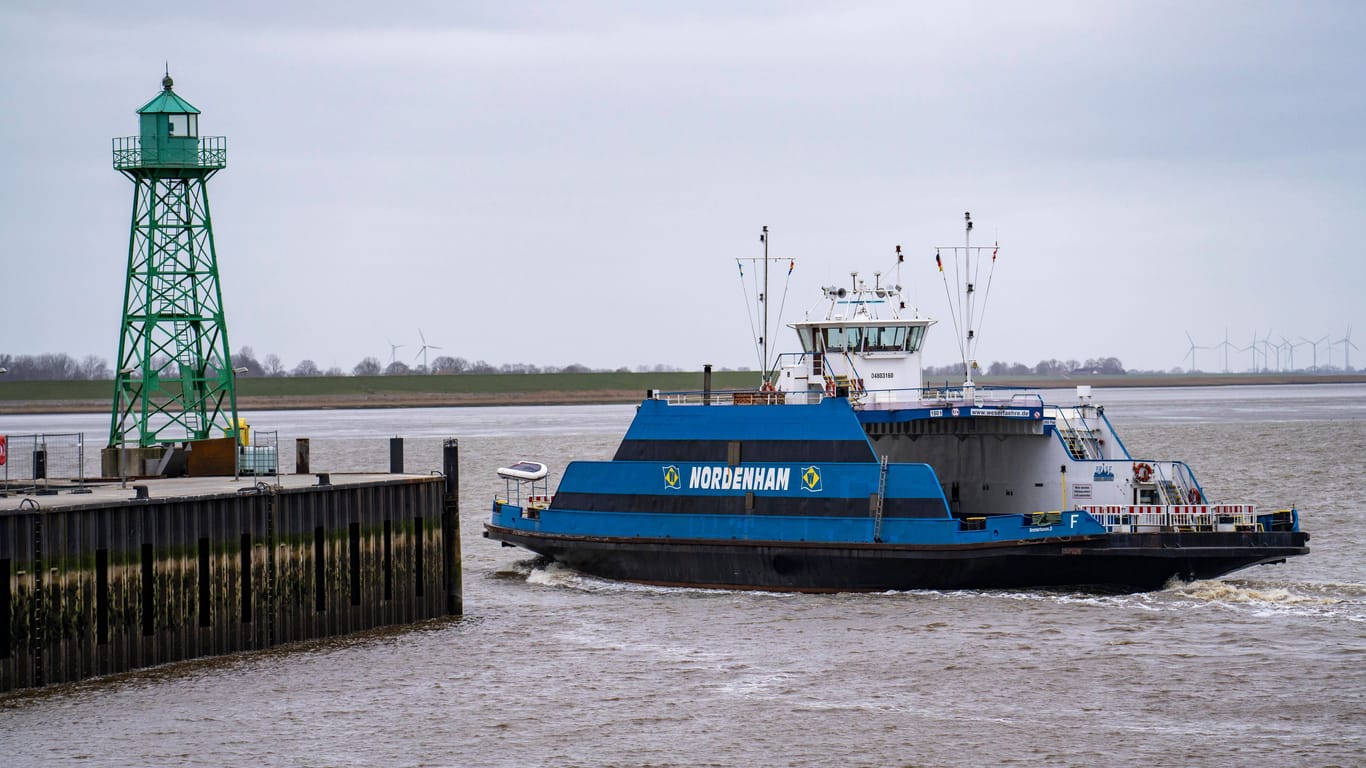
[2, 1, 1363, 374]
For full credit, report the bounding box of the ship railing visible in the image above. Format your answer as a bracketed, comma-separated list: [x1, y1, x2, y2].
[658, 389, 758, 406]
[1079, 504, 1258, 533]
[654, 383, 1053, 408]
[1047, 406, 1105, 460]
[916, 385, 1046, 406]
[1129, 459, 1204, 506]
[496, 475, 551, 518]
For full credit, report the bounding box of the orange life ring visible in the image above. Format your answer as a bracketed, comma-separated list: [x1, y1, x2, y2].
[1188, 488, 1201, 504]
[1133, 462, 1153, 483]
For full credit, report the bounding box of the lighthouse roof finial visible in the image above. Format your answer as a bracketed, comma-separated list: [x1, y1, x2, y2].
[162, 62, 173, 91]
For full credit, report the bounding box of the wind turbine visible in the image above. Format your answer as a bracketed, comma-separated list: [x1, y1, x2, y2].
[1301, 335, 1329, 372]
[386, 338, 405, 365]
[1281, 336, 1306, 371]
[1238, 330, 1259, 373]
[1251, 329, 1267, 372]
[1338, 326, 1358, 371]
[1182, 331, 1206, 373]
[1219, 328, 1235, 373]
[1262, 336, 1284, 368]
[414, 329, 442, 374]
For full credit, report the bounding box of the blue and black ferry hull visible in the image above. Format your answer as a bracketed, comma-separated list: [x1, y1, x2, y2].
[486, 396, 1309, 592]
[484, 524, 1311, 592]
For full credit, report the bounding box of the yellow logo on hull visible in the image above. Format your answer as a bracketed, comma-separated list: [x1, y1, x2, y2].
[801, 465, 822, 492]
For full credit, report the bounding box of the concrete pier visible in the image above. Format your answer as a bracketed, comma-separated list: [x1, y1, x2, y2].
[1, 472, 461, 693]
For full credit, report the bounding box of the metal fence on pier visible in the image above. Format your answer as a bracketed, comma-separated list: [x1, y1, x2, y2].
[0, 433, 88, 496]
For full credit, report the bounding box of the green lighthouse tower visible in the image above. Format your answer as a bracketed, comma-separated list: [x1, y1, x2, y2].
[108, 73, 239, 454]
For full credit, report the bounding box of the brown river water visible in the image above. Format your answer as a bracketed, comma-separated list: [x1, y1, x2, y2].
[2, 384, 1363, 766]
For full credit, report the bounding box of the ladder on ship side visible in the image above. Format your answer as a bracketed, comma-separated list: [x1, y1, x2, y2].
[1053, 408, 1104, 460]
[872, 455, 889, 542]
[1159, 478, 1187, 506]
[841, 352, 866, 395]
[1158, 478, 1180, 502]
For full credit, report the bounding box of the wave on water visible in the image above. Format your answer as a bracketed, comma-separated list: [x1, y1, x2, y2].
[1168, 577, 1364, 603]
[1145, 577, 1366, 623]
[862, 578, 1366, 622]
[490, 559, 536, 580]
[522, 559, 693, 594]
[524, 560, 588, 589]
[1172, 579, 1322, 604]
[892, 587, 1141, 609]
[521, 560, 803, 598]
[514, 560, 1364, 623]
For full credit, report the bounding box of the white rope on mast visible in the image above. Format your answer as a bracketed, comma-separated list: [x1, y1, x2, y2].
[736, 259, 763, 370]
[970, 236, 985, 358]
[773, 258, 795, 349]
[950, 242, 964, 333]
[975, 241, 1000, 350]
[937, 248, 968, 367]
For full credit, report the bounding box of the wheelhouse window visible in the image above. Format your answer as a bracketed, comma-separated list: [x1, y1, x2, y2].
[906, 325, 925, 352]
[804, 324, 925, 353]
[866, 326, 906, 352]
[860, 325, 927, 352]
[822, 327, 863, 352]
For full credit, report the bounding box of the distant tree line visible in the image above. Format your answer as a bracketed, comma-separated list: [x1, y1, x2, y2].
[0, 348, 701, 381]
[924, 357, 1127, 378]
[233, 347, 694, 378]
[9, 349, 1357, 382]
[0, 350, 1159, 381]
[0, 353, 110, 381]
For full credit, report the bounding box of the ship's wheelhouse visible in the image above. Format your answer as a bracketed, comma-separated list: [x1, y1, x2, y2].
[796, 322, 927, 355]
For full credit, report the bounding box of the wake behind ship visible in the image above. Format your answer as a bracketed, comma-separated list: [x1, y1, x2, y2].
[485, 217, 1308, 592]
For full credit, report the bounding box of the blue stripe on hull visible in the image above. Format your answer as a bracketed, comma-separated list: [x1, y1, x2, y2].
[556, 460, 949, 507]
[490, 503, 1108, 545]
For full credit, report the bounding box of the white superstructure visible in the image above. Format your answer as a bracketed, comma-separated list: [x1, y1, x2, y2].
[771, 270, 934, 406]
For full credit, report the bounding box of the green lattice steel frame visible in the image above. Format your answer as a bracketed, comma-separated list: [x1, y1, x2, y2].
[109, 127, 239, 448]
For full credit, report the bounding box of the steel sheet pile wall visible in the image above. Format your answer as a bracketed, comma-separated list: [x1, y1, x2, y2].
[1, 477, 451, 693]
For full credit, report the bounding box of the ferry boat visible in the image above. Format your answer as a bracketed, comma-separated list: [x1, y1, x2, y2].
[485, 217, 1309, 592]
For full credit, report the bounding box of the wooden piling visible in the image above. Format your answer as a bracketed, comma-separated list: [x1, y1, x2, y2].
[295, 439, 310, 474]
[442, 439, 462, 616]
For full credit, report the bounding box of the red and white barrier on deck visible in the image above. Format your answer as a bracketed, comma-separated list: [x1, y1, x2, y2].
[1079, 504, 1257, 533]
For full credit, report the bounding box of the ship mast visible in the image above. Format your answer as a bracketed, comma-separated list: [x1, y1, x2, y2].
[762, 225, 769, 379]
[963, 212, 975, 389]
[936, 211, 1000, 400]
[737, 227, 795, 385]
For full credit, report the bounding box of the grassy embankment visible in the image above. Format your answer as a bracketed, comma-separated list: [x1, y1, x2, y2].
[1, 370, 1363, 415]
[0, 371, 760, 414]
